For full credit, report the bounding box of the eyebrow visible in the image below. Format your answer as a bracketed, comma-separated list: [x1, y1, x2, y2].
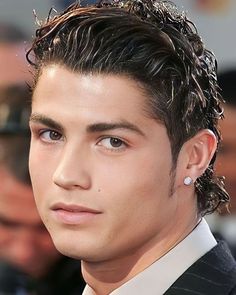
[30, 113, 64, 132]
[30, 113, 145, 136]
[86, 121, 145, 136]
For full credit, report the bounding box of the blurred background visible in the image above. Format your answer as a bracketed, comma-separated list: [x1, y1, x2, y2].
[0, 2, 235, 293]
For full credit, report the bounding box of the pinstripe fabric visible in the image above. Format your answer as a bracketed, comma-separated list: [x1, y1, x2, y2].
[164, 241, 236, 295]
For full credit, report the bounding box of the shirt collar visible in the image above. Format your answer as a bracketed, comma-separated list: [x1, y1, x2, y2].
[82, 218, 216, 295]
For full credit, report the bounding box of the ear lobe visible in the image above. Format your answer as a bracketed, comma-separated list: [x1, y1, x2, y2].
[185, 129, 217, 179]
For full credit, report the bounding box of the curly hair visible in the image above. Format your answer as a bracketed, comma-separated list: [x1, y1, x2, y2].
[27, 0, 229, 215]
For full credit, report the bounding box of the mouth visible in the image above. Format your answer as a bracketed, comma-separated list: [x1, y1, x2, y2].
[50, 203, 102, 225]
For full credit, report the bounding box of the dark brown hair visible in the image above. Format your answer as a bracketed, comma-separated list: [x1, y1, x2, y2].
[27, 0, 229, 215]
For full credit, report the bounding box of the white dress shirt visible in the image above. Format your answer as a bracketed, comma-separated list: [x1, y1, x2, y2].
[82, 218, 216, 295]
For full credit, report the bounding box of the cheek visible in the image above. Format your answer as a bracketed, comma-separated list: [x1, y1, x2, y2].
[97, 151, 172, 201]
[29, 145, 42, 184]
[29, 145, 55, 201]
[89, 161, 175, 258]
[29, 159, 50, 230]
[96, 153, 173, 229]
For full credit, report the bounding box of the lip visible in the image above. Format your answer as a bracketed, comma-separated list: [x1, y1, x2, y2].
[50, 203, 102, 225]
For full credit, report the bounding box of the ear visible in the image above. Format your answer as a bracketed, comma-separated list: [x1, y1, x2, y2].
[177, 129, 217, 183]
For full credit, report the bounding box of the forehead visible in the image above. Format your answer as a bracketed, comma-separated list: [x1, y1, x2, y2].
[33, 65, 152, 121]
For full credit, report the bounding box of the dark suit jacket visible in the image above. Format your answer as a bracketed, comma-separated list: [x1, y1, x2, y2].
[164, 241, 236, 295]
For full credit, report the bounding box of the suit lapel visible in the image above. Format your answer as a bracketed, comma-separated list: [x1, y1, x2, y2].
[164, 241, 236, 295]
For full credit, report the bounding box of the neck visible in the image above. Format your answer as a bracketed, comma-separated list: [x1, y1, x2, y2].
[82, 205, 199, 295]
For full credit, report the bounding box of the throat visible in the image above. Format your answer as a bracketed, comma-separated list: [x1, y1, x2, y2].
[81, 213, 200, 294]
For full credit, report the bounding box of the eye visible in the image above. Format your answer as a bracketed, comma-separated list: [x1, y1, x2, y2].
[98, 137, 127, 151]
[39, 130, 63, 142]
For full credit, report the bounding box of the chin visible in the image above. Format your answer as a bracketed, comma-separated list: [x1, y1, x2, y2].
[51, 239, 80, 259]
[49, 231, 94, 260]
[56, 239, 114, 263]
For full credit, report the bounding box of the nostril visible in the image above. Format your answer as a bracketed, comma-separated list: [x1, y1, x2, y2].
[53, 168, 91, 190]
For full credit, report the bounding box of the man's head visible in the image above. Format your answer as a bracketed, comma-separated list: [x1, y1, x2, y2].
[28, 0, 228, 215]
[27, 0, 226, 265]
[0, 84, 60, 277]
[216, 70, 236, 212]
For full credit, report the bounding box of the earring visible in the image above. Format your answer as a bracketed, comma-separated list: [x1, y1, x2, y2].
[184, 176, 193, 186]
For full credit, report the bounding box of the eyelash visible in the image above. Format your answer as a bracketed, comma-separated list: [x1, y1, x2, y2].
[38, 129, 63, 142]
[97, 136, 128, 152]
[36, 129, 128, 152]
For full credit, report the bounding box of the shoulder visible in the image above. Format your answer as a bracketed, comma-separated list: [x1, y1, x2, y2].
[165, 241, 236, 295]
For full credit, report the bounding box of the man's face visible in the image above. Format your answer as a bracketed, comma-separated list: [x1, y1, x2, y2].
[0, 167, 60, 277]
[29, 65, 188, 263]
[216, 106, 236, 212]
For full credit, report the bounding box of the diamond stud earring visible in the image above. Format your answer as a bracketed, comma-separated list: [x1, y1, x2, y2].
[184, 176, 193, 186]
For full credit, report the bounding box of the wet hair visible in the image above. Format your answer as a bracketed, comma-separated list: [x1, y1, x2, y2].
[0, 84, 31, 184]
[27, 0, 229, 215]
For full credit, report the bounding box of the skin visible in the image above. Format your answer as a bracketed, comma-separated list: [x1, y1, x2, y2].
[0, 166, 60, 278]
[216, 106, 236, 212]
[29, 65, 216, 294]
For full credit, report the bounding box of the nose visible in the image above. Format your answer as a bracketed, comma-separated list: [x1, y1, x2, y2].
[52, 144, 92, 190]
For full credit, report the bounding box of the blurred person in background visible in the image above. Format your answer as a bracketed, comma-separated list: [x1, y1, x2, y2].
[0, 22, 31, 87]
[207, 69, 236, 258]
[0, 84, 85, 294]
[0, 23, 85, 294]
[217, 69, 236, 211]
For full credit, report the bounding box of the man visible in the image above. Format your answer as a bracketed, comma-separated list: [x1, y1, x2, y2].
[27, 0, 236, 294]
[0, 84, 85, 294]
